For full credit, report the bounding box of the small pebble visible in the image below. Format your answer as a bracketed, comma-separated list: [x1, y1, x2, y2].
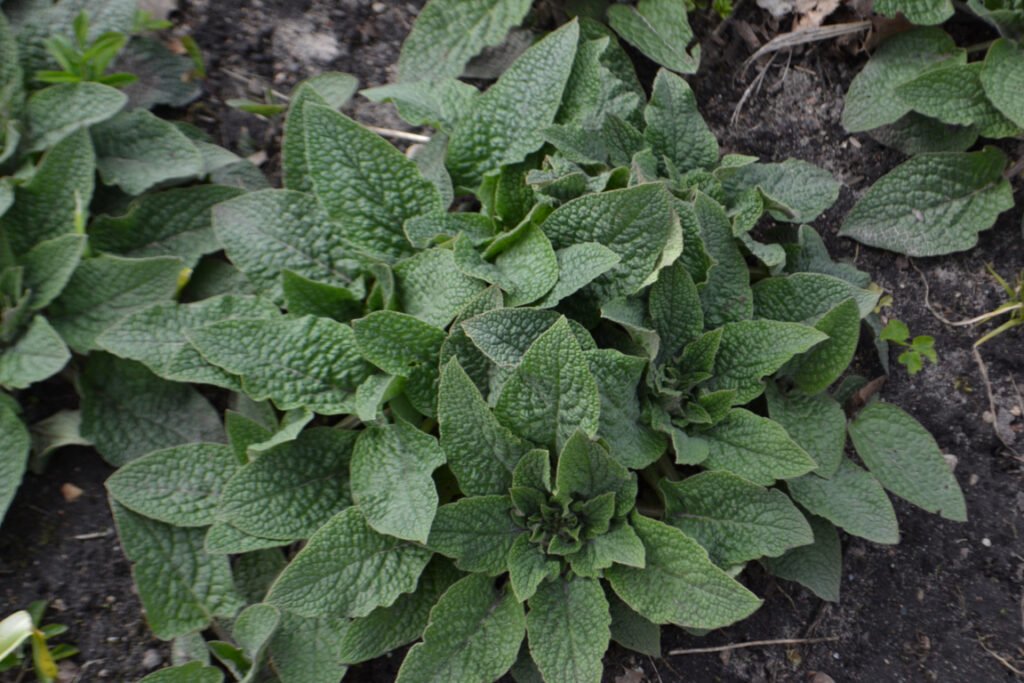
[60, 483, 84, 502]
[142, 649, 163, 670]
[372, 1, 386, 11]
[969, 473, 980, 485]
[943, 453, 958, 471]
[981, 537, 992, 547]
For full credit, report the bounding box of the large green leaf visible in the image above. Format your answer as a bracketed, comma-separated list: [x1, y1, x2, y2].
[719, 159, 840, 223]
[788, 299, 861, 394]
[765, 383, 845, 478]
[540, 183, 679, 304]
[427, 495, 521, 575]
[396, 574, 525, 683]
[526, 576, 610, 683]
[267, 507, 432, 619]
[397, 0, 532, 83]
[447, 21, 579, 189]
[80, 354, 223, 467]
[106, 443, 237, 527]
[607, 0, 698, 74]
[438, 359, 530, 495]
[351, 421, 445, 543]
[605, 516, 762, 629]
[0, 316, 70, 390]
[304, 105, 442, 258]
[981, 38, 1024, 129]
[0, 401, 29, 522]
[280, 74, 358, 193]
[643, 69, 716, 174]
[762, 515, 841, 602]
[709, 320, 827, 404]
[702, 409, 818, 485]
[842, 28, 962, 132]
[694, 193, 752, 327]
[848, 402, 967, 521]
[98, 295, 278, 390]
[188, 316, 372, 415]
[89, 186, 244, 267]
[218, 428, 357, 541]
[839, 148, 1013, 256]
[649, 262, 702, 363]
[661, 471, 813, 566]
[48, 254, 184, 354]
[26, 81, 125, 150]
[19, 234, 87, 311]
[495, 317, 600, 452]
[1, 129, 94, 255]
[91, 109, 204, 195]
[787, 458, 900, 544]
[752, 272, 879, 322]
[394, 248, 488, 328]
[895, 63, 1019, 137]
[111, 501, 243, 640]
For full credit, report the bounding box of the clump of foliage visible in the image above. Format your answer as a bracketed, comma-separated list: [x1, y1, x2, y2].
[880, 319, 938, 374]
[970, 264, 1024, 346]
[0, 1, 266, 523]
[79, 3, 970, 681]
[0, 601, 78, 683]
[839, 1, 1024, 256]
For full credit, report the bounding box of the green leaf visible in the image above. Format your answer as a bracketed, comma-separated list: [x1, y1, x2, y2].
[98, 295, 278, 390]
[1, 129, 94, 255]
[649, 261, 703, 363]
[139, 662, 224, 683]
[281, 271, 362, 321]
[26, 81, 126, 150]
[397, 0, 532, 82]
[507, 534, 560, 603]
[351, 421, 445, 543]
[269, 610, 348, 683]
[218, 428, 357, 541]
[111, 501, 243, 640]
[848, 401, 966, 521]
[608, 592, 660, 657]
[396, 574, 525, 683]
[702, 409, 818, 485]
[338, 557, 461, 665]
[213, 190, 361, 300]
[753, 272, 879, 322]
[438, 358, 530, 495]
[842, 28, 962, 133]
[304, 105, 442, 258]
[353, 310, 444, 414]
[233, 603, 281, 670]
[89, 186, 244, 267]
[0, 317, 70, 390]
[607, 0, 698, 74]
[570, 520, 646, 578]
[661, 471, 812, 566]
[694, 193, 753, 327]
[643, 69, 717, 174]
[495, 317, 601, 452]
[556, 431, 636, 516]
[106, 443, 236, 527]
[455, 225, 559, 307]
[362, 80, 480, 132]
[395, 248, 488, 328]
[188, 316, 372, 415]
[874, 0, 953, 23]
[789, 299, 861, 394]
[840, 148, 1013, 257]
[281, 81, 329, 193]
[0, 401, 29, 522]
[48, 254, 184, 354]
[428, 495, 521, 575]
[526, 576, 610, 683]
[538, 243, 620, 308]
[541, 183, 679, 304]
[764, 383, 845, 478]
[267, 507, 432, 618]
[895, 63, 1020, 137]
[587, 349, 666, 469]
[447, 21, 579, 189]
[19, 234, 86, 311]
[709, 320, 827, 404]
[462, 308, 561, 368]
[720, 159, 839, 223]
[605, 515, 762, 629]
[204, 523, 285, 555]
[868, 112, 978, 156]
[91, 109, 204, 195]
[80, 354, 223, 467]
[762, 515, 841, 602]
[981, 38, 1024, 129]
[787, 458, 900, 544]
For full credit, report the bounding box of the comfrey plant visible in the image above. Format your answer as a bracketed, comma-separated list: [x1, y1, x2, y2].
[91, 8, 970, 681]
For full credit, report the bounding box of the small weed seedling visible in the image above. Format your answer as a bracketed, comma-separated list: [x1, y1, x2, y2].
[0, 602, 78, 683]
[881, 319, 938, 374]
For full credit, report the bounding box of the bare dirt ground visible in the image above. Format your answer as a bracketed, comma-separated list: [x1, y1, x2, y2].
[1, 1, 1021, 681]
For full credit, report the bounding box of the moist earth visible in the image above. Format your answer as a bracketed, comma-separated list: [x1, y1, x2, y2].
[1, 1, 1022, 681]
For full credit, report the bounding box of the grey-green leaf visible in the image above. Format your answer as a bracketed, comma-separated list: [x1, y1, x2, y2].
[981, 38, 1024, 129]
[607, 0, 698, 74]
[702, 409, 818, 485]
[428, 495, 521, 575]
[765, 383, 845, 478]
[26, 81, 126, 150]
[0, 401, 29, 522]
[762, 515, 841, 602]
[0, 317, 70, 390]
[644, 69, 716, 174]
[526, 576, 610, 683]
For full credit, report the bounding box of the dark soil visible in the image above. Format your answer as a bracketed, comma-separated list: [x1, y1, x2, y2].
[2, 1, 1022, 682]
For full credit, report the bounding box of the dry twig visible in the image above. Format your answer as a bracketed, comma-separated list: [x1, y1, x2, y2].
[977, 637, 1024, 676]
[668, 636, 838, 656]
[742, 21, 872, 71]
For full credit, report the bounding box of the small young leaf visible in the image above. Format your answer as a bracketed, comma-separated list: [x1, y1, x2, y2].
[643, 69, 717, 174]
[848, 402, 966, 521]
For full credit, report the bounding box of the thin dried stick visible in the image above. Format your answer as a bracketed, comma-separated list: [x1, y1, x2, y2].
[743, 21, 872, 70]
[977, 638, 1024, 676]
[732, 52, 777, 125]
[668, 636, 838, 656]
